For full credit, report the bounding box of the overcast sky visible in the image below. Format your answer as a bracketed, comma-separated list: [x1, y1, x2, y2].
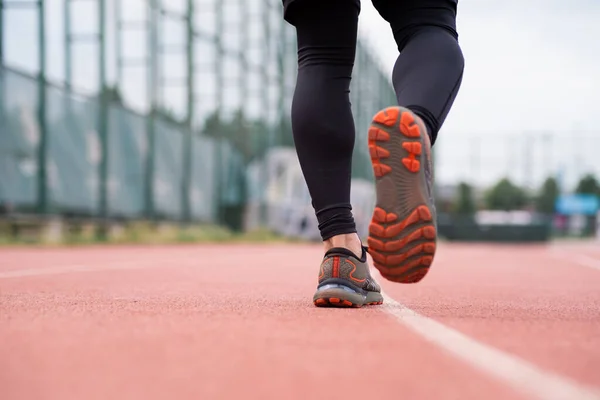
[3, 0, 600, 188]
[359, 0, 600, 188]
[360, 0, 600, 134]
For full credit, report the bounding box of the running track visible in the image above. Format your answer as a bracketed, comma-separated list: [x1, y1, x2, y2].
[1, 241, 600, 400]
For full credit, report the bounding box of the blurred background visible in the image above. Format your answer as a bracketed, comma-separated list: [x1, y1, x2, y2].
[0, 0, 599, 245]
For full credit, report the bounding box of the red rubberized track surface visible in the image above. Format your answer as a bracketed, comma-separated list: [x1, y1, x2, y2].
[2, 242, 600, 399]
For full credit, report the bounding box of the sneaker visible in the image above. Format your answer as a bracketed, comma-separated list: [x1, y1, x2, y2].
[367, 106, 437, 283]
[313, 246, 384, 308]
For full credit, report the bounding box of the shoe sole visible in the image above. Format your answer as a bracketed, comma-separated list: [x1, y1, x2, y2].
[313, 286, 383, 308]
[367, 106, 437, 284]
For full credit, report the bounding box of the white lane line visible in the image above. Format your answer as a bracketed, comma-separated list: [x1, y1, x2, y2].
[381, 292, 600, 400]
[0, 254, 200, 279]
[0, 262, 144, 279]
[566, 254, 600, 272]
[549, 248, 600, 272]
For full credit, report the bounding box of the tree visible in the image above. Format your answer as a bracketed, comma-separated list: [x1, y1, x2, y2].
[574, 174, 599, 237]
[277, 116, 294, 148]
[484, 178, 529, 211]
[100, 86, 124, 104]
[453, 182, 476, 216]
[535, 176, 559, 214]
[201, 109, 271, 165]
[155, 107, 187, 129]
[575, 174, 600, 196]
[202, 111, 224, 137]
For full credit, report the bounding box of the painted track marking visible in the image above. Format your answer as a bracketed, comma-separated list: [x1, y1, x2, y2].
[567, 254, 600, 272]
[3, 244, 600, 399]
[0, 254, 200, 279]
[381, 291, 600, 400]
[549, 247, 600, 272]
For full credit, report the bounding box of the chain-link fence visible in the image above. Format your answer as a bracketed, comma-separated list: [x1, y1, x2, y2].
[0, 0, 396, 233]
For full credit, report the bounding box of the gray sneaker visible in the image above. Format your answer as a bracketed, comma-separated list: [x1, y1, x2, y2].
[313, 246, 384, 308]
[367, 106, 437, 284]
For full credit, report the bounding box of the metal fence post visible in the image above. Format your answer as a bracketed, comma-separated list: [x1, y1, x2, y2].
[182, 0, 195, 223]
[98, 0, 108, 232]
[64, 0, 71, 90]
[145, 0, 159, 220]
[0, 0, 4, 65]
[36, 0, 48, 214]
[214, 0, 224, 224]
[1, 0, 403, 229]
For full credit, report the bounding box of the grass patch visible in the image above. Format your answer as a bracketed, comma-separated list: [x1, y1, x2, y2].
[0, 219, 308, 247]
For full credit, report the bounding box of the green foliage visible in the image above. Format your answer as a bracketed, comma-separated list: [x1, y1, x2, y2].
[0, 220, 299, 247]
[575, 174, 600, 196]
[574, 174, 600, 237]
[201, 110, 277, 164]
[200, 109, 295, 165]
[155, 107, 187, 129]
[278, 116, 295, 148]
[535, 176, 559, 214]
[100, 85, 124, 104]
[485, 178, 529, 211]
[453, 182, 476, 215]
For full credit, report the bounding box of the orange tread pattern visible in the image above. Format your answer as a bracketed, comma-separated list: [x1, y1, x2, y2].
[373, 108, 400, 126]
[400, 112, 421, 138]
[314, 298, 360, 308]
[370, 108, 423, 175]
[368, 206, 435, 284]
[368, 107, 435, 284]
[399, 112, 422, 173]
[314, 298, 383, 308]
[368, 125, 392, 178]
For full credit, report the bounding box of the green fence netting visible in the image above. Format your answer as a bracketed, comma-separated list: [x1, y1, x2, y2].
[0, 67, 237, 223]
[1, 36, 396, 227]
[46, 83, 99, 214]
[0, 68, 39, 210]
[107, 106, 147, 218]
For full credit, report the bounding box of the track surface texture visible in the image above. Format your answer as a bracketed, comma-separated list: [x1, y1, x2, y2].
[2, 242, 600, 400]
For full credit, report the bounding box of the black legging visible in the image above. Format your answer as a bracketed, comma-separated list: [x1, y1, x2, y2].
[285, 0, 464, 241]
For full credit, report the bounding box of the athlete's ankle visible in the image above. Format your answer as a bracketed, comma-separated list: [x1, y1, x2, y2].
[323, 233, 363, 259]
